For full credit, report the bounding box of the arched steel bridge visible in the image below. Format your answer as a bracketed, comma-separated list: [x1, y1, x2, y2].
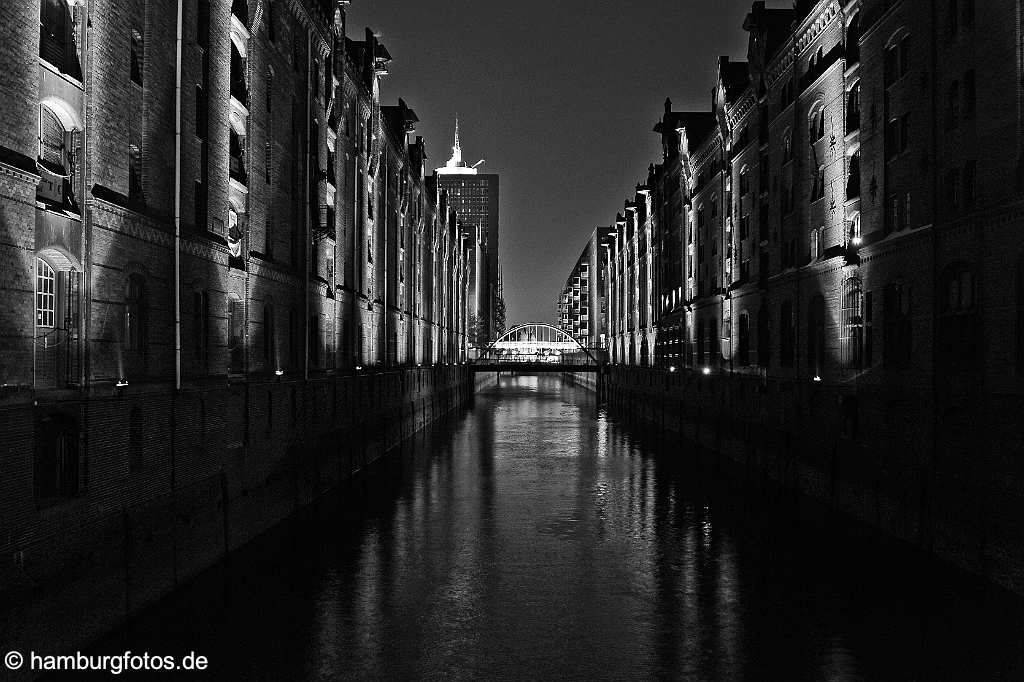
[470, 323, 604, 372]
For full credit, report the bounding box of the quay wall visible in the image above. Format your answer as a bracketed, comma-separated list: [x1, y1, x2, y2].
[569, 367, 1024, 597]
[0, 367, 487, 671]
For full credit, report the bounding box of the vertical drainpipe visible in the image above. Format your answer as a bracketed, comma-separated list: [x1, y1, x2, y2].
[174, 0, 183, 392]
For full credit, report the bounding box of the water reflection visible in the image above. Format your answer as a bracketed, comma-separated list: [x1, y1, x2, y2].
[92, 374, 1024, 681]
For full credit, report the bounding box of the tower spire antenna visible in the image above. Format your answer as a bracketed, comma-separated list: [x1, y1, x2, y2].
[454, 115, 461, 157]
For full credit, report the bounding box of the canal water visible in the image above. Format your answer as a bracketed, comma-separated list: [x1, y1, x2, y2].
[93, 374, 1024, 680]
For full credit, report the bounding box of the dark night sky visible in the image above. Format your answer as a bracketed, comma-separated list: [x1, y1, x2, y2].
[348, 0, 783, 325]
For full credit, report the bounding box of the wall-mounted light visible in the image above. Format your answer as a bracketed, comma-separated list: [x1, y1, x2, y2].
[355, 365, 363, 371]
[851, 236, 863, 246]
[813, 375, 822, 382]
[669, 366, 677, 373]
[274, 369, 284, 377]
[702, 367, 711, 375]
[116, 378, 129, 388]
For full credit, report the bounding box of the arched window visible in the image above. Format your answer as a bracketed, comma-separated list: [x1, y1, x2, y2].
[841, 277, 864, 370]
[737, 312, 750, 366]
[883, 280, 912, 367]
[808, 294, 826, 375]
[847, 151, 861, 200]
[810, 105, 826, 142]
[228, 294, 244, 374]
[757, 307, 770, 368]
[847, 13, 861, 64]
[781, 300, 795, 367]
[123, 274, 146, 351]
[38, 104, 79, 207]
[34, 412, 79, 506]
[782, 129, 793, 162]
[939, 264, 979, 369]
[36, 258, 56, 328]
[847, 82, 861, 132]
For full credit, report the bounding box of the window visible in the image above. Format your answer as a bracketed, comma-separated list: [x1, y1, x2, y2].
[948, 0, 959, 36]
[808, 294, 826, 376]
[846, 13, 861, 64]
[810, 225, 824, 259]
[847, 152, 861, 199]
[38, 105, 79, 207]
[194, 180, 207, 230]
[883, 280, 912, 367]
[36, 258, 56, 328]
[939, 264, 979, 369]
[884, 35, 910, 86]
[962, 0, 975, 28]
[737, 313, 750, 366]
[962, 160, 976, 207]
[195, 85, 207, 139]
[40, 0, 76, 74]
[266, 69, 274, 113]
[739, 169, 749, 196]
[886, 191, 911, 232]
[846, 82, 861, 132]
[841, 277, 864, 370]
[197, 0, 209, 48]
[229, 125, 246, 183]
[123, 274, 146, 351]
[782, 131, 793, 163]
[948, 168, 961, 210]
[230, 41, 247, 105]
[34, 412, 79, 506]
[130, 29, 143, 85]
[885, 114, 910, 160]
[740, 214, 750, 240]
[128, 143, 143, 202]
[267, 1, 277, 43]
[228, 295, 244, 373]
[780, 300, 794, 367]
[710, 197, 718, 219]
[265, 142, 272, 184]
[812, 165, 825, 201]
[193, 289, 209, 372]
[811, 107, 826, 141]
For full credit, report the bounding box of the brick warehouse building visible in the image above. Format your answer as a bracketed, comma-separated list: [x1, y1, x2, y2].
[567, 0, 1024, 594]
[0, 0, 475, 654]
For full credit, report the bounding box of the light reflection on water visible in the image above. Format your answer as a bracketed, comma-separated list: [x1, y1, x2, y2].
[94, 374, 1024, 681]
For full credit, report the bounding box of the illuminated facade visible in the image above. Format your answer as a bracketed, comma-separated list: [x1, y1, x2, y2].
[557, 227, 610, 349]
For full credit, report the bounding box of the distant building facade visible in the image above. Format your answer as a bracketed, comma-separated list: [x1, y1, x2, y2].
[434, 121, 500, 345]
[557, 227, 610, 349]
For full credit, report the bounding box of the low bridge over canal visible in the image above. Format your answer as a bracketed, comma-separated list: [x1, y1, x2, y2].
[470, 323, 604, 373]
